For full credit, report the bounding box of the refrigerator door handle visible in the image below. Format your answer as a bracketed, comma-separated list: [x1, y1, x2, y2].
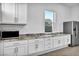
[76, 25, 78, 38]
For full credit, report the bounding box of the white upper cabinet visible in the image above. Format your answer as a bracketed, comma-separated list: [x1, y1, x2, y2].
[1, 3, 27, 24]
[16, 3, 27, 24]
[2, 3, 16, 24]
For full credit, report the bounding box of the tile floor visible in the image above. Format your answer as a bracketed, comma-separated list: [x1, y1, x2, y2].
[41, 46, 79, 56]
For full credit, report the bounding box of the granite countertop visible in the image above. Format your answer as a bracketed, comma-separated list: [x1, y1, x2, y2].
[38, 34, 70, 38]
[19, 33, 71, 40]
[0, 33, 71, 42]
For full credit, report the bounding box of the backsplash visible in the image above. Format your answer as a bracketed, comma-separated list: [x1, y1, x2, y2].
[0, 25, 24, 31]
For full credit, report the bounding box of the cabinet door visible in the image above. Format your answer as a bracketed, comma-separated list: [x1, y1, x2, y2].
[28, 40, 36, 54]
[54, 37, 63, 48]
[2, 3, 15, 23]
[0, 46, 3, 56]
[54, 37, 59, 48]
[0, 43, 4, 56]
[17, 45, 27, 56]
[28, 39, 44, 54]
[16, 3, 27, 24]
[28, 43, 36, 54]
[64, 35, 71, 45]
[4, 47, 16, 56]
[67, 36, 71, 44]
[35, 39, 44, 52]
[44, 38, 53, 50]
[58, 38, 63, 46]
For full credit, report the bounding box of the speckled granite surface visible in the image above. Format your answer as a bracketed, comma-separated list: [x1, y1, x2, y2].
[0, 32, 71, 42]
[19, 33, 70, 40]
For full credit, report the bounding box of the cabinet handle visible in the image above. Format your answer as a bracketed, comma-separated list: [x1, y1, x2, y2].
[58, 40, 60, 44]
[67, 39, 69, 42]
[35, 44, 38, 49]
[14, 47, 18, 53]
[16, 47, 18, 53]
[15, 17, 18, 23]
[14, 43, 19, 45]
[14, 48, 16, 53]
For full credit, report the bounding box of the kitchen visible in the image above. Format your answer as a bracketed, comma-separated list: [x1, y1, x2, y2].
[0, 3, 79, 56]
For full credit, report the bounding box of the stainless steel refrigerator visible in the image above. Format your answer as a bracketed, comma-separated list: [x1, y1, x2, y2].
[63, 21, 79, 46]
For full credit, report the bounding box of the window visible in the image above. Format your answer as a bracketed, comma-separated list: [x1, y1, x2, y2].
[44, 10, 56, 32]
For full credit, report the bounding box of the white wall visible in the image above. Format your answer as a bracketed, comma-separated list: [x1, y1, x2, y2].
[70, 5, 79, 21]
[0, 3, 71, 34]
[20, 3, 70, 34]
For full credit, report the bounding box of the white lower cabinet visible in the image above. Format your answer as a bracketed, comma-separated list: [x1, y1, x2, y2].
[35, 39, 44, 52]
[28, 40, 36, 54]
[54, 35, 71, 48]
[4, 45, 28, 56]
[44, 37, 53, 50]
[0, 42, 4, 56]
[28, 35, 70, 55]
[28, 39, 44, 54]
[3, 40, 28, 56]
[64, 35, 71, 45]
[0, 46, 3, 56]
[54, 36, 63, 48]
[4, 47, 16, 56]
[0, 34, 71, 56]
[16, 45, 27, 56]
[28, 43, 36, 54]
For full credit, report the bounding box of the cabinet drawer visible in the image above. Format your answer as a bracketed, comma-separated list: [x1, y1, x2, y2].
[4, 41, 16, 47]
[64, 35, 71, 39]
[4, 40, 27, 47]
[28, 39, 44, 43]
[16, 40, 27, 45]
[28, 43, 36, 54]
[28, 40, 35, 44]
